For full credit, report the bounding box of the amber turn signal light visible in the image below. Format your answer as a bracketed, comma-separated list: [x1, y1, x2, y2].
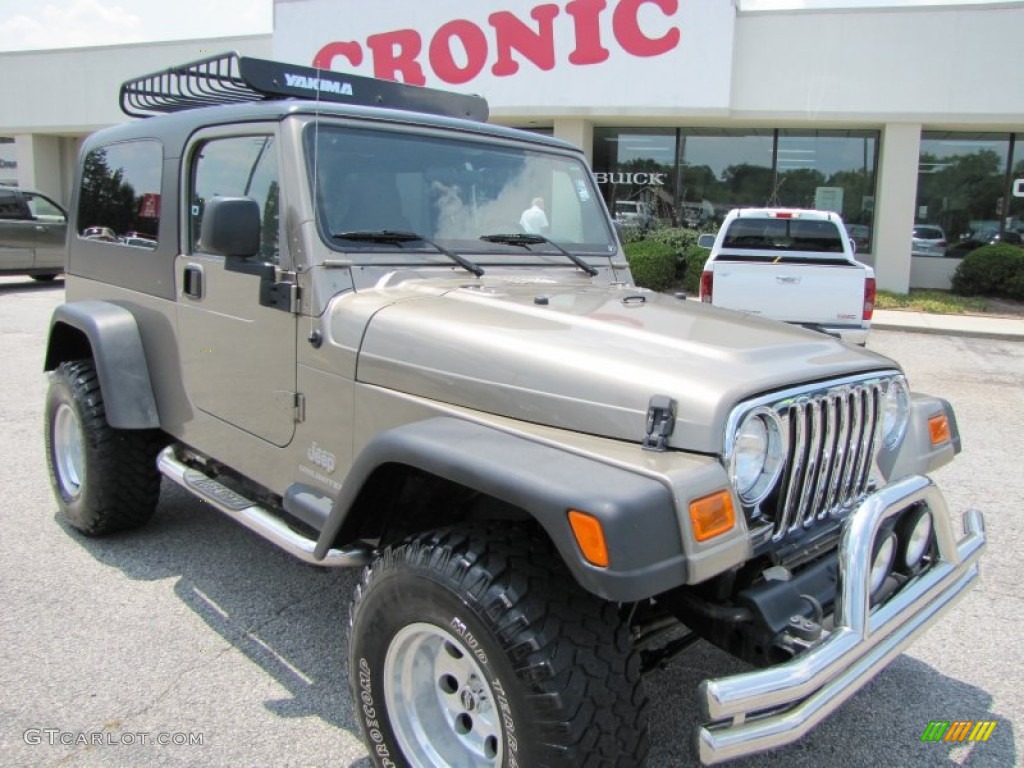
[568, 510, 610, 567]
[689, 491, 736, 542]
[929, 414, 951, 445]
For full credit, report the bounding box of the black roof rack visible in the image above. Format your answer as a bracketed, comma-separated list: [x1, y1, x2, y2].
[119, 51, 489, 122]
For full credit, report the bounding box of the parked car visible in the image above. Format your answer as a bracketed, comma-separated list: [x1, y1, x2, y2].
[0, 184, 66, 280]
[945, 228, 1023, 259]
[698, 207, 876, 345]
[846, 223, 871, 252]
[614, 199, 655, 229]
[911, 224, 947, 258]
[81, 226, 118, 242]
[120, 235, 158, 248]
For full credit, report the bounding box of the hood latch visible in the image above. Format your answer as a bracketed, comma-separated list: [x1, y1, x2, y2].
[643, 395, 677, 452]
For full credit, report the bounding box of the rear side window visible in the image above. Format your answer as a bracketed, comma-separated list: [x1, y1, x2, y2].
[77, 141, 162, 246]
[913, 226, 944, 240]
[722, 218, 845, 253]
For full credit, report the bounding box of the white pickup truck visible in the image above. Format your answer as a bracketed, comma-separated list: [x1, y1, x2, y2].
[698, 208, 875, 345]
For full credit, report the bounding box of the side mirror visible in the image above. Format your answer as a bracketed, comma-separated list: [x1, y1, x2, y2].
[199, 196, 261, 258]
[849, 238, 858, 254]
[697, 233, 715, 249]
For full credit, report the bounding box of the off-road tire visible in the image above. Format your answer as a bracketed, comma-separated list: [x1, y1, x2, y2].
[44, 359, 164, 535]
[349, 524, 649, 768]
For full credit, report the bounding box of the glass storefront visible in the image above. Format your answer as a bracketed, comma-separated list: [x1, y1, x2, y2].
[0, 137, 16, 186]
[592, 127, 879, 250]
[915, 131, 1020, 258]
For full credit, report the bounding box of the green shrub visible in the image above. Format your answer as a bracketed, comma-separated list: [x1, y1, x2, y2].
[677, 244, 710, 295]
[951, 244, 1024, 299]
[623, 240, 676, 291]
[620, 226, 709, 294]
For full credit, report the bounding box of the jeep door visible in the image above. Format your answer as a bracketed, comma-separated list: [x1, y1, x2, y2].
[0, 187, 33, 270]
[176, 128, 297, 448]
[23, 190, 67, 269]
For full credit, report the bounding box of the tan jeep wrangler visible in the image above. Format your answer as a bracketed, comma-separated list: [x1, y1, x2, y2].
[42, 53, 985, 767]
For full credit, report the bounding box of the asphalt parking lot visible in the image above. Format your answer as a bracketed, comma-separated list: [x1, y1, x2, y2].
[1, 274, 1021, 768]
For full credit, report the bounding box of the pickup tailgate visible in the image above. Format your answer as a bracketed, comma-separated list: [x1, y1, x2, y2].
[711, 256, 866, 325]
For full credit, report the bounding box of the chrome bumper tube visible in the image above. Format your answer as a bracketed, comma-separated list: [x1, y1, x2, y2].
[697, 475, 986, 765]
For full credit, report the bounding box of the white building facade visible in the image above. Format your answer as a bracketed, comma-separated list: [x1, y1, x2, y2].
[2, 0, 1022, 292]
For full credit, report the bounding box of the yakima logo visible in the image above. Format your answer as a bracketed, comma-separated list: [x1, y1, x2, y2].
[312, 0, 682, 86]
[285, 72, 354, 95]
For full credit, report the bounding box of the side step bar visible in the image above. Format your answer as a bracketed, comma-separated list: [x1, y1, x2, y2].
[157, 446, 372, 568]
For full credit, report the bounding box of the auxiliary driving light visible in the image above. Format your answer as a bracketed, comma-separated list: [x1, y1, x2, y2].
[896, 506, 934, 571]
[869, 533, 897, 595]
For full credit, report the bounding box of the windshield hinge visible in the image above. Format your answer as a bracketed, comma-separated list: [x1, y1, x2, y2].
[293, 392, 306, 423]
[643, 395, 676, 452]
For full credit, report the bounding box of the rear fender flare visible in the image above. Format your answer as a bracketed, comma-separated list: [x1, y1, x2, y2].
[44, 301, 160, 429]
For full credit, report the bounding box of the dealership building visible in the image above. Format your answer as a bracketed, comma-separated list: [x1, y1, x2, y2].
[1, 0, 1022, 292]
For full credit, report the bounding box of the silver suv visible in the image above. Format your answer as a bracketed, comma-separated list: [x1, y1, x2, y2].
[911, 224, 947, 258]
[41, 53, 985, 767]
[0, 184, 66, 280]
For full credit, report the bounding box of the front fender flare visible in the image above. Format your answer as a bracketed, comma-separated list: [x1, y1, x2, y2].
[44, 301, 160, 429]
[317, 417, 688, 602]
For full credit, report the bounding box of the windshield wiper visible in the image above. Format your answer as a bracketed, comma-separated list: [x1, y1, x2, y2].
[331, 230, 484, 277]
[480, 233, 599, 277]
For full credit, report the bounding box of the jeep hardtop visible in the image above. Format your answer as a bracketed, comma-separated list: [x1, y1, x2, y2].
[43, 53, 985, 767]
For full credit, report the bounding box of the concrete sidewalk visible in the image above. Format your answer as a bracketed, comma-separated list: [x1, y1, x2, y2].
[872, 309, 1024, 341]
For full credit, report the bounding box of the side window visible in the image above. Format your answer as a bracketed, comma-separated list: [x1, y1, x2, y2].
[190, 136, 280, 264]
[0, 189, 26, 219]
[77, 141, 162, 245]
[24, 192, 66, 223]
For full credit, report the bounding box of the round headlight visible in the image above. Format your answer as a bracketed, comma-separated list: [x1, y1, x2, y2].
[881, 377, 910, 449]
[730, 407, 785, 505]
[870, 533, 896, 594]
[897, 508, 934, 570]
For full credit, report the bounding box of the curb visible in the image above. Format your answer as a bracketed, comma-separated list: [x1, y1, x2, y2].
[871, 322, 1024, 342]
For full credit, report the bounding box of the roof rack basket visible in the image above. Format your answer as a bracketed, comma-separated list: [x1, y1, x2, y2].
[119, 51, 488, 122]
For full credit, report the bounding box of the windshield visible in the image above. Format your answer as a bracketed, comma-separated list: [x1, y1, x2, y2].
[305, 123, 615, 255]
[722, 217, 846, 253]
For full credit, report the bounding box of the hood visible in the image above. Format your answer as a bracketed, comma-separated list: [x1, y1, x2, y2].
[348, 279, 892, 454]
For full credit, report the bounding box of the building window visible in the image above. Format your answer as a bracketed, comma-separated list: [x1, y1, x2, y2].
[77, 141, 162, 246]
[775, 130, 877, 252]
[592, 127, 879, 249]
[0, 137, 15, 186]
[916, 131, 1013, 258]
[592, 128, 678, 227]
[1007, 134, 1024, 238]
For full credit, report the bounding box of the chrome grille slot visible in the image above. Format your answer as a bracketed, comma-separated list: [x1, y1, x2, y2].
[772, 381, 883, 541]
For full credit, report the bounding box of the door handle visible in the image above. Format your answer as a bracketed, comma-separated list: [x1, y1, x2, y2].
[183, 264, 204, 299]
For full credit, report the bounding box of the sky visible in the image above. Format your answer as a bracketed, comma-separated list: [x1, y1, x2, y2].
[0, 0, 273, 52]
[0, 0, 1017, 53]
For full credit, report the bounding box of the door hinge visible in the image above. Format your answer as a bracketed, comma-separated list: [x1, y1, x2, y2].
[294, 392, 306, 423]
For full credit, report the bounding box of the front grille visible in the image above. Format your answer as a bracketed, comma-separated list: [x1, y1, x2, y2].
[772, 382, 882, 540]
[727, 372, 895, 544]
